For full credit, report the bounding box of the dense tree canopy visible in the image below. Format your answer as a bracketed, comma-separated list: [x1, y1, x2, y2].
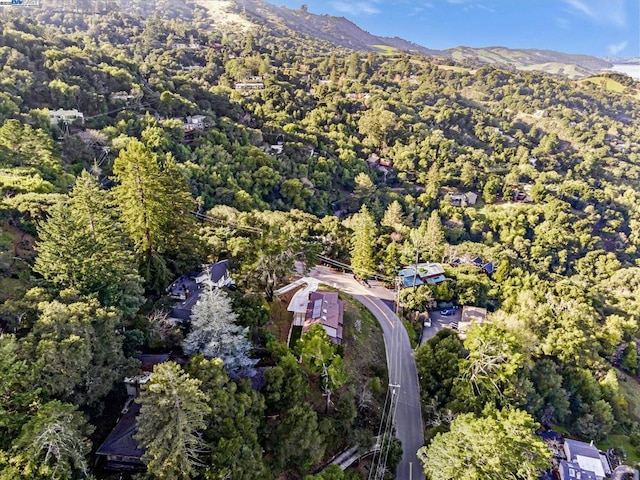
[1, 0, 640, 478]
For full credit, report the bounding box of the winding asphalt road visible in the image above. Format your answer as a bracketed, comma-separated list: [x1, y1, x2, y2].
[309, 266, 425, 480]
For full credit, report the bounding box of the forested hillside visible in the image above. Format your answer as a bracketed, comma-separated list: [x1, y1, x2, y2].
[1, 0, 640, 479]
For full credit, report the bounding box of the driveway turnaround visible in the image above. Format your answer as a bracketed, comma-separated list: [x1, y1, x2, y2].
[308, 266, 425, 480]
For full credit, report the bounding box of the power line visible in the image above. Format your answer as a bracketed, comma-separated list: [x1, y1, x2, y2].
[316, 254, 395, 283]
[190, 210, 264, 235]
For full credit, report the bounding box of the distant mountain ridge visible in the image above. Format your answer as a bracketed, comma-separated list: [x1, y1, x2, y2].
[207, 0, 612, 78]
[446, 46, 612, 78]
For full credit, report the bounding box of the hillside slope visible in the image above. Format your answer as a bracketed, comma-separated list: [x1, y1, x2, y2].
[203, 0, 612, 78]
[447, 46, 611, 78]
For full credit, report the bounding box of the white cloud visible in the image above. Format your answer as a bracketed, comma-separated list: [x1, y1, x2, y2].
[608, 40, 628, 55]
[563, 0, 627, 27]
[565, 0, 593, 17]
[329, 1, 381, 15]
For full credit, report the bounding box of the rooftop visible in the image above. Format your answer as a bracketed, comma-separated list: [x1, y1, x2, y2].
[559, 461, 597, 480]
[564, 439, 610, 479]
[399, 263, 446, 287]
[303, 291, 344, 344]
[166, 261, 231, 320]
[95, 402, 144, 469]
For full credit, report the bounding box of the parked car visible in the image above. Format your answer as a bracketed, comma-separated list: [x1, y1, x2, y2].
[440, 308, 457, 316]
[423, 318, 432, 328]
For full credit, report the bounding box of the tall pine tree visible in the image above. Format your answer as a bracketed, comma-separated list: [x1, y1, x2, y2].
[349, 205, 377, 280]
[34, 170, 144, 317]
[135, 362, 211, 480]
[112, 140, 202, 292]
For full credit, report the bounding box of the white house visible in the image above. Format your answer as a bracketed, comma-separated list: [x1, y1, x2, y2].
[560, 439, 611, 480]
[48, 109, 84, 125]
[184, 115, 207, 131]
[447, 191, 478, 207]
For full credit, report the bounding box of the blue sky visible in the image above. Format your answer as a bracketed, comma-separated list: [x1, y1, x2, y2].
[271, 0, 640, 57]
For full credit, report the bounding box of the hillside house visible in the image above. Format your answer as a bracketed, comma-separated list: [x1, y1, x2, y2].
[399, 263, 446, 288]
[447, 191, 478, 207]
[184, 115, 207, 131]
[514, 184, 534, 203]
[270, 144, 283, 154]
[111, 92, 138, 102]
[95, 403, 144, 472]
[366, 153, 380, 167]
[48, 109, 84, 125]
[96, 354, 174, 472]
[235, 76, 264, 91]
[166, 260, 234, 321]
[303, 291, 344, 345]
[559, 439, 611, 480]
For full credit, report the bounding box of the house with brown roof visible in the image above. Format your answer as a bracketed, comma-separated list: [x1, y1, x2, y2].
[303, 291, 344, 344]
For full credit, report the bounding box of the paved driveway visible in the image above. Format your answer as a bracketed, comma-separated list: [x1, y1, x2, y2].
[308, 267, 425, 480]
[421, 310, 461, 345]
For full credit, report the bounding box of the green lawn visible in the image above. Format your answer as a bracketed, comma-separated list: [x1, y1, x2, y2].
[436, 64, 473, 74]
[598, 435, 640, 466]
[617, 370, 640, 424]
[268, 290, 297, 343]
[581, 76, 626, 93]
[588, 371, 640, 466]
[370, 44, 400, 56]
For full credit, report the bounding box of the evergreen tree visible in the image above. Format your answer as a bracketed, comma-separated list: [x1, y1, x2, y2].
[353, 172, 375, 207]
[453, 323, 524, 411]
[264, 347, 309, 414]
[423, 210, 445, 262]
[34, 170, 144, 317]
[381, 200, 404, 230]
[182, 287, 255, 374]
[160, 155, 203, 274]
[2, 400, 93, 480]
[112, 139, 171, 290]
[460, 161, 476, 188]
[423, 163, 441, 206]
[23, 293, 126, 407]
[350, 205, 377, 279]
[269, 402, 325, 474]
[135, 362, 211, 480]
[112, 140, 200, 291]
[185, 356, 269, 480]
[382, 241, 402, 280]
[0, 335, 39, 450]
[415, 329, 464, 410]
